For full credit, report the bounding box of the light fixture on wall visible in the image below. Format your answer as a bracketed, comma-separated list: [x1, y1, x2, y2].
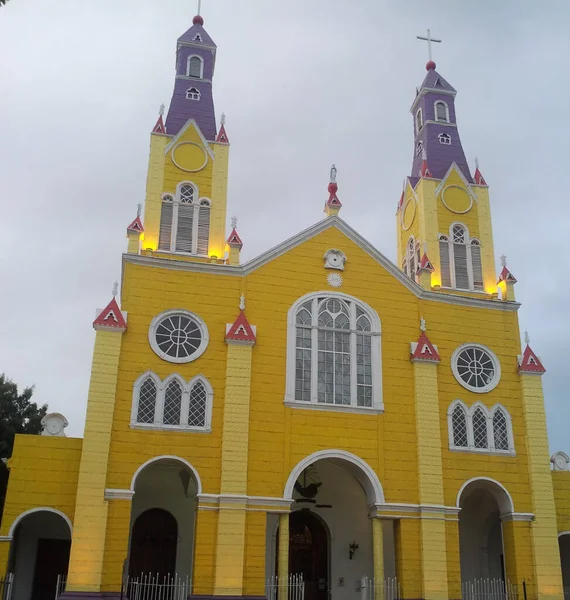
[349, 541, 359, 560]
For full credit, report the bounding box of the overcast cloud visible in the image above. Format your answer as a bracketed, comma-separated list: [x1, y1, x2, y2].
[0, 0, 568, 451]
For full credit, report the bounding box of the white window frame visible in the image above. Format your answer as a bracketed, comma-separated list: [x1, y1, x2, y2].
[159, 182, 211, 256]
[451, 343, 501, 394]
[186, 54, 204, 79]
[131, 371, 213, 432]
[186, 87, 201, 101]
[447, 400, 515, 455]
[148, 309, 210, 364]
[284, 292, 383, 414]
[438, 133, 452, 145]
[415, 108, 423, 133]
[434, 100, 450, 123]
[439, 223, 484, 291]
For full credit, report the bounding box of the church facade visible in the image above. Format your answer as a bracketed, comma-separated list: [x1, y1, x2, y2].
[1, 12, 570, 600]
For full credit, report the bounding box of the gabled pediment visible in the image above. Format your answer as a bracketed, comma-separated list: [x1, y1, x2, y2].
[164, 118, 215, 160]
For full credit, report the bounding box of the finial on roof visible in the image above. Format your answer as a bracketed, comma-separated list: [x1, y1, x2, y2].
[420, 317, 426, 332]
[330, 164, 337, 184]
[239, 294, 246, 311]
[137, 203, 142, 217]
[500, 254, 507, 267]
[193, 0, 204, 26]
[417, 28, 441, 70]
[524, 330, 530, 345]
[159, 103, 165, 116]
[112, 282, 119, 297]
[231, 216, 238, 230]
[475, 157, 480, 170]
[221, 113, 226, 126]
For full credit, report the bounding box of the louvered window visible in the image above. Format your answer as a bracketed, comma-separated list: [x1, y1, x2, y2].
[416, 109, 423, 133]
[439, 236, 451, 287]
[471, 242, 484, 291]
[454, 243, 469, 289]
[435, 101, 449, 123]
[187, 56, 203, 78]
[158, 184, 211, 255]
[406, 237, 416, 279]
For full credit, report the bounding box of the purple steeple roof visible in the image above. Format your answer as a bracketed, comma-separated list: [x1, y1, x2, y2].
[410, 63, 472, 183]
[164, 15, 218, 141]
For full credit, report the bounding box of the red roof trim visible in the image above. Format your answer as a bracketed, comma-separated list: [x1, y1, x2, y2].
[225, 310, 256, 343]
[497, 266, 517, 284]
[416, 253, 435, 273]
[215, 124, 229, 144]
[93, 297, 127, 331]
[518, 345, 546, 374]
[227, 228, 243, 248]
[127, 216, 144, 233]
[152, 115, 166, 134]
[474, 168, 487, 186]
[411, 332, 441, 362]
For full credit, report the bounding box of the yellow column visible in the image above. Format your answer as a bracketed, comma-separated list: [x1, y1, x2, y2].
[278, 513, 289, 600]
[502, 519, 535, 593]
[193, 505, 219, 596]
[243, 511, 267, 597]
[372, 518, 385, 600]
[394, 519, 422, 600]
[213, 331, 255, 596]
[209, 141, 230, 260]
[142, 132, 168, 251]
[126, 230, 141, 254]
[445, 520, 462, 600]
[412, 341, 449, 600]
[0, 540, 10, 576]
[101, 497, 132, 592]
[66, 322, 126, 592]
[520, 372, 564, 600]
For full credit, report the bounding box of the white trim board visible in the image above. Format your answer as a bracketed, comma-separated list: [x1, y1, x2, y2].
[123, 216, 519, 313]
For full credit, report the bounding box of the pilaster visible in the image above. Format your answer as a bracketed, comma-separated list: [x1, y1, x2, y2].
[193, 504, 219, 597]
[372, 518, 385, 598]
[394, 518, 422, 600]
[501, 518, 535, 594]
[65, 301, 126, 593]
[210, 141, 230, 260]
[0, 539, 10, 576]
[142, 132, 168, 252]
[101, 497, 132, 592]
[277, 513, 289, 600]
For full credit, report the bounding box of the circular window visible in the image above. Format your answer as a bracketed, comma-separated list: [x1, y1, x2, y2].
[451, 344, 501, 393]
[149, 310, 209, 363]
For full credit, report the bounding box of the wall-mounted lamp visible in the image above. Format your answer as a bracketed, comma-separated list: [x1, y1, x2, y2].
[349, 541, 359, 560]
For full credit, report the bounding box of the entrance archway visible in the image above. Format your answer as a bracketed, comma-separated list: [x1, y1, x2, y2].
[559, 533, 570, 588]
[8, 509, 72, 600]
[128, 456, 200, 581]
[457, 478, 513, 583]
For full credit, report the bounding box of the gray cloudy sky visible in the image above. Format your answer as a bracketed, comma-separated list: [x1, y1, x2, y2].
[0, 0, 568, 451]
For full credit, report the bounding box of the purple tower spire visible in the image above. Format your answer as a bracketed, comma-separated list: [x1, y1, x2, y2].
[410, 62, 472, 182]
[164, 14, 217, 141]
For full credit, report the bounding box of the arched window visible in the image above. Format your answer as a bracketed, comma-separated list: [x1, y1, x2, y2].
[285, 293, 382, 411]
[434, 101, 449, 123]
[404, 237, 417, 280]
[438, 133, 451, 145]
[186, 87, 201, 101]
[416, 141, 423, 156]
[131, 373, 213, 431]
[439, 224, 484, 291]
[448, 402, 515, 454]
[187, 55, 203, 79]
[415, 108, 423, 133]
[158, 183, 211, 255]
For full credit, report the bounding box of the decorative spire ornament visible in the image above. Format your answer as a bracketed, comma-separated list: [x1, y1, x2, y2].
[420, 317, 426, 332]
[159, 103, 165, 116]
[524, 330, 530, 345]
[112, 282, 119, 297]
[239, 294, 246, 311]
[325, 164, 342, 217]
[137, 203, 142, 217]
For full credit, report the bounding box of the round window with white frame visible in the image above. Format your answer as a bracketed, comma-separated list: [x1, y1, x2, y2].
[149, 310, 209, 364]
[451, 344, 501, 393]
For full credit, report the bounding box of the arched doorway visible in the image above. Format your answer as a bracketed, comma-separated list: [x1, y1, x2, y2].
[128, 456, 200, 582]
[458, 479, 512, 583]
[129, 508, 178, 578]
[8, 509, 72, 600]
[559, 533, 570, 588]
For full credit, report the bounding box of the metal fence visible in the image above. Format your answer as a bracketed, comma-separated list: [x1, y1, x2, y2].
[266, 574, 305, 600]
[0, 574, 13, 600]
[461, 579, 517, 600]
[124, 573, 191, 600]
[564, 586, 570, 600]
[55, 574, 67, 599]
[360, 576, 401, 600]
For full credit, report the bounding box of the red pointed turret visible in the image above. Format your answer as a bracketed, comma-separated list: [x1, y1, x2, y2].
[127, 216, 144, 234]
[227, 228, 243, 249]
[93, 296, 127, 332]
[518, 344, 546, 374]
[411, 331, 441, 363]
[474, 159, 487, 186]
[226, 311, 256, 344]
[497, 265, 517, 284]
[416, 253, 435, 274]
[216, 125, 229, 144]
[419, 149, 432, 178]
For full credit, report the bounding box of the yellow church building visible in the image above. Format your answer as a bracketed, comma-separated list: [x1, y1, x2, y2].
[1, 12, 570, 600]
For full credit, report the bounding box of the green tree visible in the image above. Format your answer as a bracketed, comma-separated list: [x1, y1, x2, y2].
[0, 375, 47, 521]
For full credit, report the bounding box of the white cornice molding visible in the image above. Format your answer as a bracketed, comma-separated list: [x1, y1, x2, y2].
[196, 494, 293, 512]
[411, 87, 457, 112]
[123, 216, 519, 313]
[0, 535, 12, 542]
[501, 512, 535, 523]
[104, 489, 135, 501]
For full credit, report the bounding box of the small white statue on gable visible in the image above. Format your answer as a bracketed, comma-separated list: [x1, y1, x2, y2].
[41, 413, 69, 437]
[323, 249, 347, 271]
[551, 451, 570, 471]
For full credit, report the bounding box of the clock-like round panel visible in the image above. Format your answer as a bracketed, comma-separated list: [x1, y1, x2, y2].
[171, 142, 209, 173]
[441, 185, 473, 214]
[401, 198, 416, 231]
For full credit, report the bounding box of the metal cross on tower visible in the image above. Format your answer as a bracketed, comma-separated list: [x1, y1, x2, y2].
[417, 29, 442, 62]
[197, 0, 202, 15]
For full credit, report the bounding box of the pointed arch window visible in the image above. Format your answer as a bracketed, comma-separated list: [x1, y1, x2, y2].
[438, 224, 484, 291]
[415, 108, 423, 133]
[404, 237, 418, 280]
[285, 293, 382, 412]
[132, 373, 213, 431]
[448, 401, 515, 454]
[186, 87, 201, 101]
[434, 101, 450, 123]
[187, 55, 204, 79]
[158, 183, 211, 255]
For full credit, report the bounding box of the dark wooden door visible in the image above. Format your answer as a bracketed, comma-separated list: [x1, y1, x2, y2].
[31, 538, 71, 600]
[129, 508, 178, 579]
[289, 511, 329, 600]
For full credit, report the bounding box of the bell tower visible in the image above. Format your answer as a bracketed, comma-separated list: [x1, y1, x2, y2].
[396, 34, 497, 296]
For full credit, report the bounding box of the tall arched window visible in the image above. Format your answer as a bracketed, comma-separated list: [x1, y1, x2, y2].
[187, 55, 203, 79]
[415, 108, 423, 133]
[472, 408, 488, 448]
[434, 101, 449, 123]
[132, 373, 213, 431]
[286, 293, 382, 412]
[451, 404, 468, 448]
[158, 183, 211, 255]
[439, 224, 484, 291]
[492, 408, 509, 451]
[405, 237, 416, 279]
